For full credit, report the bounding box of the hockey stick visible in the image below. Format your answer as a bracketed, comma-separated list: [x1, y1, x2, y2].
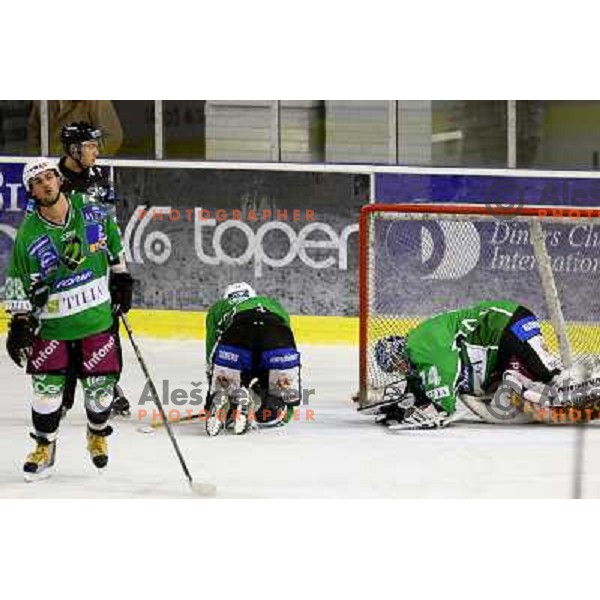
[120, 314, 216, 497]
[138, 413, 202, 433]
[139, 405, 295, 433]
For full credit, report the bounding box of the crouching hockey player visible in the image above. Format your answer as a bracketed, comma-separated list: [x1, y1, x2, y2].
[4, 158, 134, 481]
[204, 282, 301, 436]
[367, 300, 600, 430]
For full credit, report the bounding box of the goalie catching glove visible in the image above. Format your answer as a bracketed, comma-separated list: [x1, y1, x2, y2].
[373, 380, 451, 430]
[393, 403, 450, 430]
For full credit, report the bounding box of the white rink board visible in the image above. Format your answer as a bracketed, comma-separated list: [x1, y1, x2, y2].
[1, 337, 598, 498]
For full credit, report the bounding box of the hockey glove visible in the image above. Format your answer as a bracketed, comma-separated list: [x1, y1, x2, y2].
[109, 272, 134, 315]
[373, 380, 416, 425]
[394, 402, 450, 430]
[30, 280, 50, 312]
[6, 314, 37, 368]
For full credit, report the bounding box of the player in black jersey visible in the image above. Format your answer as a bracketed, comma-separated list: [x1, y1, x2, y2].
[58, 122, 112, 202]
[57, 122, 131, 417]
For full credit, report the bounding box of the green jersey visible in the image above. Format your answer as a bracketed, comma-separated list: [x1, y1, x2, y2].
[406, 300, 520, 413]
[4, 192, 123, 341]
[205, 295, 291, 363]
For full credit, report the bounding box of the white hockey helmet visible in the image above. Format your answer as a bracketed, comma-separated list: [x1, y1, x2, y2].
[223, 282, 256, 302]
[23, 158, 61, 191]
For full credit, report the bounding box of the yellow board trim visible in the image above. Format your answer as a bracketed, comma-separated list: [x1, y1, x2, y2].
[126, 310, 359, 344]
[0, 309, 360, 345]
[2, 309, 600, 352]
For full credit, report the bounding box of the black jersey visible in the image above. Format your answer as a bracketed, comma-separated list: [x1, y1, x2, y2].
[58, 156, 113, 203]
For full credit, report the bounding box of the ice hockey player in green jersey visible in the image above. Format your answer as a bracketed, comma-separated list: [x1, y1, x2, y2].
[4, 158, 134, 481]
[204, 282, 301, 436]
[370, 300, 591, 429]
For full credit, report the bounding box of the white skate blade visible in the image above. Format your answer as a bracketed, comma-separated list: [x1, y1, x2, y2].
[24, 466, 55, 483]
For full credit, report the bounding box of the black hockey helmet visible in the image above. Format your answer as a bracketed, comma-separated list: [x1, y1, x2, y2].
[60, 121, 102, 157]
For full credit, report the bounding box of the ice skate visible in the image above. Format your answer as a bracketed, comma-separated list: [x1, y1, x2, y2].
[205, 394, 230, 437]
[87, 425, 112, 470]
[232, 385, 261, 435]
[24, 433, 57, 482]
[232, 395, 252, 435]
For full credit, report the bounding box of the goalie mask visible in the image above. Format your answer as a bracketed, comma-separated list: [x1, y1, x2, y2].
[223, 282, 256, 303]
[374, 335, 410, 374]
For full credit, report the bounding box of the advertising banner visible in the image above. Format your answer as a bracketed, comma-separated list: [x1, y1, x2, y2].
[0, 162, 27, 296]
[116, 169, 367, 314]
[376, 172, 600, 208]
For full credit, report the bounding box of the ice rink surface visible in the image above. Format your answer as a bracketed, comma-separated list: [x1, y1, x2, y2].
[1, 337, 599, 498]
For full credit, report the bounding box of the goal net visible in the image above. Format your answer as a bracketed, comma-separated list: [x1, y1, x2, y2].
[358, 203, 600, 408]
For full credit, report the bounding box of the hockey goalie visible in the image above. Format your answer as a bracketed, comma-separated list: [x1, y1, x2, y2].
[363, 300, 600, 430]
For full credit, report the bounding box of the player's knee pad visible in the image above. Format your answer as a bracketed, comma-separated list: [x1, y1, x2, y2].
[82, 375, 117, 415]
[260, 348, 301, 406]
[31, 374, 64, 414]
[212, 365, 241, 392]
[211, 344, 251, 392]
